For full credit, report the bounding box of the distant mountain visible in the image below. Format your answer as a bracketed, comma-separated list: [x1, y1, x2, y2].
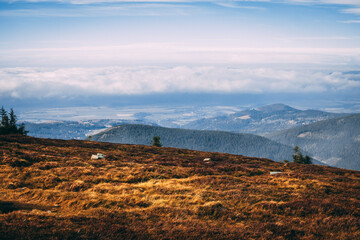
[23, 104, 346, 140]
[266, 114, 360, 170]
[183, 104, 346, 135]
[91, 124, 322, 164]
[24, 119, 157, 140]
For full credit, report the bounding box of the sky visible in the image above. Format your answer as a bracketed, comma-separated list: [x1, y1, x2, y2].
[0, 0, 360, 112]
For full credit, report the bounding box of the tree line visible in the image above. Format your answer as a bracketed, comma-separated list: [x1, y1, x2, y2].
[0, 107, 27, 135]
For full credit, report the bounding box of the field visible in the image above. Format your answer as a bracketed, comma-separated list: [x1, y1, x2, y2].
[0, 135, 359, 239]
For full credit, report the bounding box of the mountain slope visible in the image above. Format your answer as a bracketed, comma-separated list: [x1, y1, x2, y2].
[0, 135, 359, 239]
[24, 119, 156, 140]
[183, 103, 345, 135]
[91, 124, 320, 163]
[267, 114, 360, 170]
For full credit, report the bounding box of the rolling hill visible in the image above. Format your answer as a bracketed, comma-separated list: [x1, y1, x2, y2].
[91, 124, 321, 164]
[24, 119, 156, 140]
[0, 135, 359, 239]
[183, 104, 345, 135]
[267, 114, 360, 170]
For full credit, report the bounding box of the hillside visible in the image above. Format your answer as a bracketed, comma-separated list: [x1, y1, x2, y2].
[1, 135, 359, 239]
[24, 119, 156, 140]
[183, 104, 345, 135]
[91, 124, 319, 163]
[267, 114, 360, 171]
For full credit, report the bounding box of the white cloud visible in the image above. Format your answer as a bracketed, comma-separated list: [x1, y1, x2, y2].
[294, 0, 360, 5]
[340, 19, 360, 23]
[1, 66, 359, 98]
[1, 44, 360, 67]
[343, 8, 360, 14]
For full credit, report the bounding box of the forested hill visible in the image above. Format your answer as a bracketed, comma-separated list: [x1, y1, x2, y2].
[267, 114, 360, 170]
[24, 119, 156, 140]
[183, 103, 345, 135]
[91, 124, 320, 164]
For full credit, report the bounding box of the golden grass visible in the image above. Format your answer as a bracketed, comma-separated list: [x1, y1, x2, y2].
[0, 134, 360, 239]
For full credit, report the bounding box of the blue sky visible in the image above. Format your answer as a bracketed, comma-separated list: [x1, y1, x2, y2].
[0, 0, 360, 111]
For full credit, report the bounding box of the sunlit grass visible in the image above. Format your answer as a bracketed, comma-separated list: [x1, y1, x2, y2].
[1, 135, 359, 239]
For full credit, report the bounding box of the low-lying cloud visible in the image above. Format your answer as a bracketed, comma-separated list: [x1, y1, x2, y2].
[2, 45, 359, 67]
[1, 66, 359, 99]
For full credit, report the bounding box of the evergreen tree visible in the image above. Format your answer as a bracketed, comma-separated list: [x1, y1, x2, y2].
[292, 146, 312, 164]
[9, 108, 17, 132]
[1, 107, 9, 128]
[152, 136, 162, 147]
[303, 155, 312, 164]
[0, 107, 27, 135]
[17, 123, 28, 136]
[292, 146, 303, 163]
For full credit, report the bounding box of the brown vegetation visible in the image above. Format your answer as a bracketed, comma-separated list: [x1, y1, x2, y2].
[0, 134, 359, 239]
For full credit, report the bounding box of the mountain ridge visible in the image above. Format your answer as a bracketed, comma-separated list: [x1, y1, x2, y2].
[183, 103, 347, 135]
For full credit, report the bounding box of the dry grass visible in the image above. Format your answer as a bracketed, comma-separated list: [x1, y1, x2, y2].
[0, 134, 359, 239]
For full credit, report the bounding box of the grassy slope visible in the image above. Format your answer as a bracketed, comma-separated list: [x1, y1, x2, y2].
[0, 135, 359, 239]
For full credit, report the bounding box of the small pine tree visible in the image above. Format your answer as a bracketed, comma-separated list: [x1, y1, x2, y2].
[17, 123, 28, 136]
[303, 155, 312, 164]
[292, 146, 303, 163]
[292, 146, 312, 164]
[152, 136, 162, 147]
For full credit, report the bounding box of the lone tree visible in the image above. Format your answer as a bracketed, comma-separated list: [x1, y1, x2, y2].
[292, 146, 312, 164]
[152, 136, 162, 147]
[0, 107, 28, 135]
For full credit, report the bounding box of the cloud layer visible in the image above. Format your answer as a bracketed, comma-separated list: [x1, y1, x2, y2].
[2, 44, 360, 67]
[1, 1, 359, 102]
[1, 66, 359, 98]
